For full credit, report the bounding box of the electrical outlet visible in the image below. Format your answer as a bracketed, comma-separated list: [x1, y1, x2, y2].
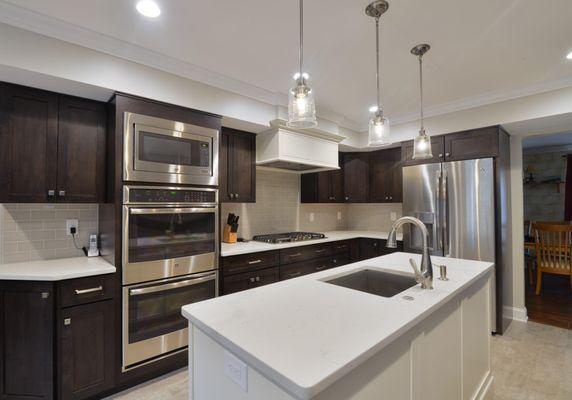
[66, 219, 78, 236]
[337, 211, 342, 221]
[224, 350, 247, 392]
[309, 212, 315, 222]
[390, 212, 397, 222]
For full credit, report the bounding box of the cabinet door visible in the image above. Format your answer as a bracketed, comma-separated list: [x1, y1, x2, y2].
[369, 149, 391, 202]
[401, 136, 445, 166]
[0, 282, 54, 400]
[388, 148, 403, 203]
[444, 127, 499, 161]
[359, 238, 382, 260]
[343, 153, 369, 202]
[330, 154, 345, 203]
[57, 96, 106, 203]
[221, 128, 256, 203]
[59, 300, 114, 400]
[317, 171, 332, 202]
[0, 84, 58, 202]
[300, 173, 318, 203]
[219, 130, 232, 202]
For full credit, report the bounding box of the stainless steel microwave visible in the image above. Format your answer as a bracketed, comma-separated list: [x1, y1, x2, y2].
[123, 112, 219, 185]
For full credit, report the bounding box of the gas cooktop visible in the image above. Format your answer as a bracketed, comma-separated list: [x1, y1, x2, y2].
[252, 232, 326, 244]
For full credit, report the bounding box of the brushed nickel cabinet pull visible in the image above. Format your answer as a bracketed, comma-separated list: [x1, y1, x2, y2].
[255, 276, 260, 282]
[64, 318, 71, 326]
[41, 292, 50, 299]
[75, 286, 103, 295]
[47, 190, 55, 197]
[248, 259, 262, 265]
[316, 265, 326, 271]
[315, 249, 326, 253]
[235, 193, 239, 199]
[289, 253, 302, 258]
[249, 277, 255, 283]
[59, 190, 66, 197]
[289, 271, 302, 277]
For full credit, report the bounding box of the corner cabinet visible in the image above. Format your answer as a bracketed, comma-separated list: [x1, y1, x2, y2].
[369, 147, 402, 203]
[0, 274, 115, 400]
[219, 127, 256, 203]
[0, 83, 106, 203]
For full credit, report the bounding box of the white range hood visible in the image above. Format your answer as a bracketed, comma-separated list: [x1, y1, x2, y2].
[256, 120, 345, 173]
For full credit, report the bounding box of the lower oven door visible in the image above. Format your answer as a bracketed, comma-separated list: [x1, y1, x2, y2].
[123, 206, 218, 285]
[122, 271, 216, 370]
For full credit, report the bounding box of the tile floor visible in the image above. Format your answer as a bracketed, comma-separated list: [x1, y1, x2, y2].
[106, 321, 572, 400]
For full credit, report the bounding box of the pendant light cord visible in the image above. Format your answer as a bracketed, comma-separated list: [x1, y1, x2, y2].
[299, 0, 303, 78]
[419, 54, 424, 131]
[375, 17, 381, 111]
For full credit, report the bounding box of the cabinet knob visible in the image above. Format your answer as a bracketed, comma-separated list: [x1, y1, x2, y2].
[389, 196, 393, 200]
[255, 276, 260, 282]
[445, 152, 450, 157]
[345, 196, 349, 201]
[438, 153, 443, 158]
[47, 190, 55, 197]
[41, 292, 50, 299]
[229, 193, 235, 199]
[235, 193, 239, 199]
[58, 190, 66, 197]
[249, 277, 255, 283]
[64, 318, 71, 326]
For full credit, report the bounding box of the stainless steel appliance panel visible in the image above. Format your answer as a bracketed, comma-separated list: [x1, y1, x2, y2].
[402, 163, 443, 255]
[124, 112, 219, 186]
[122, 271, 217, 370]
[442, 158, 495, 262]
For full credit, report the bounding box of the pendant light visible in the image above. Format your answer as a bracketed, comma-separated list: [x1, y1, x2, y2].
[411, 44, 432, 159]
[287, 0, 317, 129]
[366, 0, 390, 147]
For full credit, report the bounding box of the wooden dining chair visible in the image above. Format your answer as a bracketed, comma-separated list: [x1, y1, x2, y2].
[532, 222, 572, 295]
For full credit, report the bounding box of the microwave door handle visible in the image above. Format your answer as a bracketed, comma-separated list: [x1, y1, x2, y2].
[129, 274, 216, 296]
[129, 208, 216, 215]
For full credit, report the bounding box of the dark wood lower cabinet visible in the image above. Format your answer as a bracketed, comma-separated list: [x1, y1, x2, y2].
[222, 267, 280, 295]
[0, 282, 54, 400]
[0, 276, 116, 400]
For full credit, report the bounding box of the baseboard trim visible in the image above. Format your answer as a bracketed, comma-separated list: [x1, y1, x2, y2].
[502, 306, 528, 322]
[474, 372, 494, 400]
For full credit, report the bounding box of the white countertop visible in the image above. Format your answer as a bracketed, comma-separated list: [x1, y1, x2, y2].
[221, 230, 403, 257]
[0, 256, 116, 281]
[183, 252, 493, 400]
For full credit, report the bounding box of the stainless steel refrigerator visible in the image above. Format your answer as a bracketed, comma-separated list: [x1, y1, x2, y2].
[402, 158, 497, 331]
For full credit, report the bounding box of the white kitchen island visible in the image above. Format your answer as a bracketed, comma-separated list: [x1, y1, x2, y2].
[182, 252, 494, 400]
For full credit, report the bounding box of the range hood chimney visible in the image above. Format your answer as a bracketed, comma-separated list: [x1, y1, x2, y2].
[256, 120, 344, 173]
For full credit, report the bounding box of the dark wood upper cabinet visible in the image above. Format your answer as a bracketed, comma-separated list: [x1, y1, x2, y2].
[0, 83, 106, 203]
[57, 96, 106, 203]
[300, 173, 318, 203]
[58, 300, 114, 400]
[220, 127, 256, 203]
[370, 147, 402, 203]
[443, 126, 500, 161]
[0, 282, 54, 400]
[401, 136, 445, 166]
[0, 83, 58, 202]
[343, 152, 369, 202]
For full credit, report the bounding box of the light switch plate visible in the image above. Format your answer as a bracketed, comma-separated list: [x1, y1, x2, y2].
[390, 212, 397, 222]
[224, 350, 248, 392]
[337, 211, 342, 221]
[66, 219, 79, 236]
[309, 212, 315, 222]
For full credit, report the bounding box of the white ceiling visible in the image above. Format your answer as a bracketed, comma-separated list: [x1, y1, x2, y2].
[3, 0, 572, 129]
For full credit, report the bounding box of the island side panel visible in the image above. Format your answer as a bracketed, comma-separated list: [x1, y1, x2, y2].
[189, 325, 296, 400]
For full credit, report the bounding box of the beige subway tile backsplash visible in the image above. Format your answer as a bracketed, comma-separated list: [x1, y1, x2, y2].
[0, 203, 98, 265]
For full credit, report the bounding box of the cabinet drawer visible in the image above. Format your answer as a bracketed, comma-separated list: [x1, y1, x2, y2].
[222, 267, 279, 295]
[280, 243, 333, 265]
[332, 240, 351, 254]
[280, 256, 332, 280]
[58, 274, 115, 308]
[222, 250, 279, 276]
[331, 254, 351, 268]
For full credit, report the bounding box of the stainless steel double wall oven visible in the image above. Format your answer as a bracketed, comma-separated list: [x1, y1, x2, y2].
[121, 112, 219, 371]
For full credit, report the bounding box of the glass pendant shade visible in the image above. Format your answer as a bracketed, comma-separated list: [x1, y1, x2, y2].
[287, 76, 317, 129]
[413, 130, 433, 159]
[367, 110, 391, 146]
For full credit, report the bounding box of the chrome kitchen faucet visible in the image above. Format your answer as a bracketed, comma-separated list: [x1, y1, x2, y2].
[387, 216, 434, 289]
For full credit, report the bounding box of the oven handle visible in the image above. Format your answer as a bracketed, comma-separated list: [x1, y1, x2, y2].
[129, 273, 216, 296]
[129, 207, 216, 215]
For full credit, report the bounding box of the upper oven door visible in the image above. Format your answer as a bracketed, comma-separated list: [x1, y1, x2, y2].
[124, 112, 219, 186]
[123, 206, 218, 285]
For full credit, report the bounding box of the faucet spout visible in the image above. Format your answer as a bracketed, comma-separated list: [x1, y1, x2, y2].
[387, 216, 434, 289]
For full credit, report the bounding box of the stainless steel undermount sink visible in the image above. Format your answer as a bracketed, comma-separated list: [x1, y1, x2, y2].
[324, 269, 418, 298]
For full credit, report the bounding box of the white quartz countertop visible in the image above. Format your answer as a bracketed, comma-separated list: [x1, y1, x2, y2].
[0, 256, 116, 281]
[221, 230, 403, 257]
[183, 252, 493, 400]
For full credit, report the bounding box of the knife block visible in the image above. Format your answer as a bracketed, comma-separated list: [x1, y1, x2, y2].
[223, 225, 237, 244]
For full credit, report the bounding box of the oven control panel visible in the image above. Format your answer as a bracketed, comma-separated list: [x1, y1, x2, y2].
[126, 187, 216, 204]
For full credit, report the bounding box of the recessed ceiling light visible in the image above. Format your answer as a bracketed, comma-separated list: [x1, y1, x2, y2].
[566, 51, 572, 60]
[136, 0, 161, 18]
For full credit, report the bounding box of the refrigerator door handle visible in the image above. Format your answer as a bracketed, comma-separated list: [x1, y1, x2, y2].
[435, 170, 442, 253]
[442, 170, 450, 257]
